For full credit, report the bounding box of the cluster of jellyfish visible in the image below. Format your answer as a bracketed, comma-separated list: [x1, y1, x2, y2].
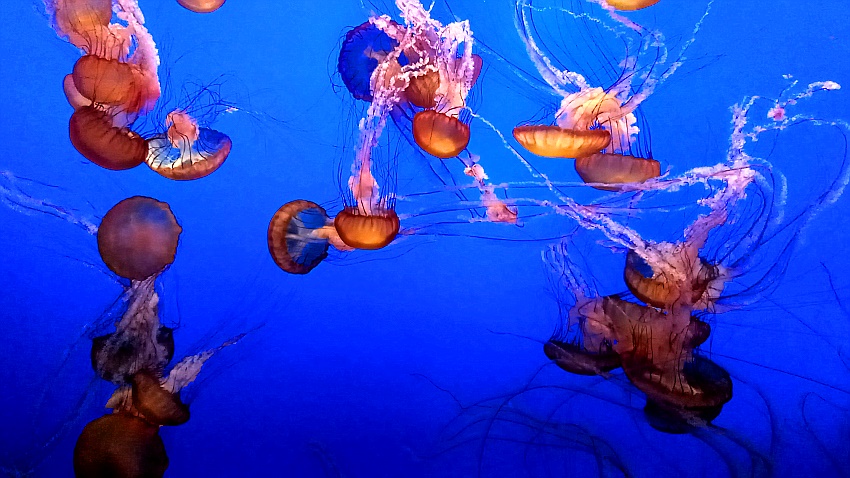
[75, 195, 240, 476]
[269, 0, 848, 457]
[14, 0, 848, 475]
[48, 0, 231, 180]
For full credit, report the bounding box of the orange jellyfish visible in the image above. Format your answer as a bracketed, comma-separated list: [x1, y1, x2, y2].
[73, 413, 168, 478]
[267, 200, 352, 274]
[604, 0, 661, 11]
[623, 249, 722, 309]
[177, 0, 225, 13]
[97, 196, 182, 280]
[145, 110, 232, 180]
[68, 106, 148, 170]
[47, 0, 114, 52]
[574, 153, 661, 191]
[334, 207, 400, 250]
[131, 370, 191, 426]
[412, 110, 471, 159]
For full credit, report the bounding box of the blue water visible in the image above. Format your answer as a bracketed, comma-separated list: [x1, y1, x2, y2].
[1, 0, 849, 476]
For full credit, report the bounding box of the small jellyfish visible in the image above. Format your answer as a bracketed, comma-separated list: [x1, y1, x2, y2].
[412, 110, 471, 159]
[512, 124, 611, 159]
[623, 249, 722, 309]
[73, 413, 168, 478]
[177, 0, 225, 13]
[47, 0, 114, 52]
[268, 200, 338, 274]
[97, 196, 182, 281]
[145, 110, 232, 180]
[603, 0, 661, 11]
[333, 207, 400, 250]
[68, 106, 148, 170]
[337, 20, 400, 102]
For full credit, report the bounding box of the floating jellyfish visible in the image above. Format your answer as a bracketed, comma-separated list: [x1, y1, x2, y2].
[73, 413, 168, 478]
[267, 199, 353, 274]
[177, 0, 225, 13]
[68, 106, 149, 170]
[603, 0, 660, 11]
[145, 109, 233, 180]
[96, 196, 182, 281]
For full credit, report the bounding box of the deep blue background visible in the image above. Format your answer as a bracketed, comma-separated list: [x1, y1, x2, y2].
[0, 0, 848, 476]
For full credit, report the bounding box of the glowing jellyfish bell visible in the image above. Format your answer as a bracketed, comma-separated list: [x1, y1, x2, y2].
[97, 196, 182, 280]
[268, 199, 352, 274]
[73, 413, 168, 478]
[146, 110, 232, 180]
[177, 0, 225, 13]
[603, 0, 661, 11]
[68, 106, 148, 170]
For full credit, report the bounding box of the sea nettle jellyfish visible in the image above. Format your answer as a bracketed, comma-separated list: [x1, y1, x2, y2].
[177, 0, 225, 13]
[145, 110, 232, 180]
[267, 199, 353, 274]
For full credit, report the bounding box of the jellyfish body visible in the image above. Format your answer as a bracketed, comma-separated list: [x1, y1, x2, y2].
[623, 249, 722, 309]
[146, 110, 232, 180]
[73, 413, 168, 478]
[97, 196, 182, 281]
[337, 21, 399, 101]
[68, 106, 148, 170]
[48, 0, 113, 51]
[177, 0, 225, 13]
[574, 153, 661, 190]
[131, 370, 190, 426]
[267, 200, 333, 274]
[513, 125, 611, 158]
[412, 110, 470, 159]
[334, 207, 400, 250]
[604, 0, 661, 11]
[543, 340, 621, 377]
[71, 55, 143, 107]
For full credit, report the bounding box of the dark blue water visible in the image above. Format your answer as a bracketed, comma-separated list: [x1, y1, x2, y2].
[1, 1, 848, 476]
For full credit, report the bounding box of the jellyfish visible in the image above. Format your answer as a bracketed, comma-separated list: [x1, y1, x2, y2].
[96, 196, 182, 281]
[337, 21, 400, 102]
[268, 199, 353, 274]
[145, 109, 232, 180]
[73, 413, 168, 478]
[177, 0, 225, 14]
[68, 106, 149, 170]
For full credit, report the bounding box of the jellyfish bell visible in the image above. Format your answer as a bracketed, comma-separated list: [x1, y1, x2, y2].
[512, 125, 611, 158]
[73, 413, 168, 478]
[177, 0, 226, 14]
[623, 248, 724, 310]
[604, 0, 661, 11]
[337, 20, 400, 102]
[267, 200, 335, 274]
[333, 207, 400, 250]
[97, 196, 182, 281]
[413, 110, 470, 159]
[131, 370, 190, 426]
[71, 54, 145, 108]
[68, 106, 148, 170]
[145, 110, 232, 180]
[47, 0, 113, 51]
[574, 153, 661, 191]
